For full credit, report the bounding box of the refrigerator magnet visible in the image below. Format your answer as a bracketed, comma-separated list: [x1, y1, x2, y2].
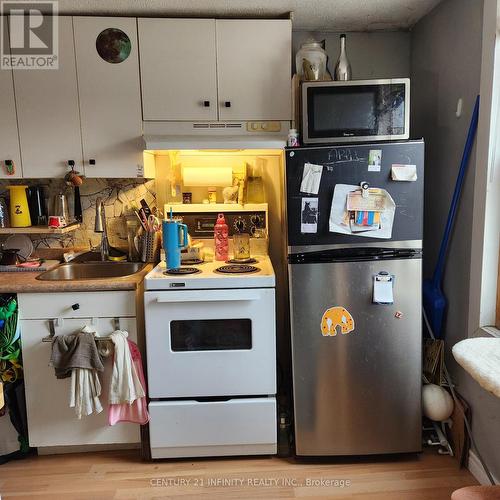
[321, 306, 355, 336]
[301, 198, 318, 233]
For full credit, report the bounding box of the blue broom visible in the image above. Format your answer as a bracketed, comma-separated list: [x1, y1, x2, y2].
[423, 95, 480, 338]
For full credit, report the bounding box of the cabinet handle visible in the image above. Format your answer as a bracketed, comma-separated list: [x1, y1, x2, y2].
[224, 101, 231, 108]
[71, 303, 80, 311]
[88, 159, 96, 166]
[203, 100, 210, 107]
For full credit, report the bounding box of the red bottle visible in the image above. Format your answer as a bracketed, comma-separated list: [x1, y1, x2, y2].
[214, 213, 229, 261]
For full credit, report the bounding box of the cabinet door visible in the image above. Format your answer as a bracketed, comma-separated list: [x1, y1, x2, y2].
[0, 19, 22, 178]
[13, 17, 83, 178]
[21, 317, 140, 448]
[74, 17, 145, 178]
[216, 20, 292, 121]
[138, 19, 217, 121]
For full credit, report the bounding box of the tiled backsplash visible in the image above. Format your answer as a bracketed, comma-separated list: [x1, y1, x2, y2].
[0, 179, 156, 251]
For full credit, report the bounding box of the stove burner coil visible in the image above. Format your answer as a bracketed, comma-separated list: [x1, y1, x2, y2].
[181, 259, 204, 266]
[164, 267, 201, 275]
[226, 258, 257, 264]
[215, 264, 260, 274]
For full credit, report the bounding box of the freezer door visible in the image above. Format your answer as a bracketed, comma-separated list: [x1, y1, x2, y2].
[286, 141, 424, 247]
[290, 257, 422, 455]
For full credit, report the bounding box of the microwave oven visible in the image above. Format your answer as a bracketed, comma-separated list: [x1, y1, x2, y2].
[301, 78, 410, 144]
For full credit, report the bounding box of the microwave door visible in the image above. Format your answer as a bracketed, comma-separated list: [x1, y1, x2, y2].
[302, 79, 409, 144]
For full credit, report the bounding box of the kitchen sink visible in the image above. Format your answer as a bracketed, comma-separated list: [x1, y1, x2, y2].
[36, 261, 146, 281]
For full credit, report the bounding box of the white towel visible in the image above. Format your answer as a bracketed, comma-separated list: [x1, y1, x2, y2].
[109, 330, 145, 405]
[452, 338, 500, 399]
[70, 368, 103, 419]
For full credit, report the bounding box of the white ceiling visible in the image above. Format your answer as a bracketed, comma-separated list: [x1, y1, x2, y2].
[55, 0, 443, 31]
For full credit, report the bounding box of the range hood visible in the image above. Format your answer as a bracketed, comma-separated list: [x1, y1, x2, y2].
[143, 121, 289, 150]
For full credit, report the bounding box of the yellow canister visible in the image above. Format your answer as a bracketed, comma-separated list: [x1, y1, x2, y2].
[8, 185, 31, 227]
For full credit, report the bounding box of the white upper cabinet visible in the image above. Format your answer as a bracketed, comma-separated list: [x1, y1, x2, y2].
[73, 17, 145, 178]
[138, 18, 291, 122]
[216, 20, 292, 121]
[13, 17, 83, 178]
[138, 19, 218, 121]
[0, 20, 22, 178]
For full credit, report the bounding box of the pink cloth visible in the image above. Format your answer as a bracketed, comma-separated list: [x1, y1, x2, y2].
[108, 340, 150, 426]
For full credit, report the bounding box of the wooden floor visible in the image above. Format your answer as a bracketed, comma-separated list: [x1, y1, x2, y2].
[0, 449, 477, 500]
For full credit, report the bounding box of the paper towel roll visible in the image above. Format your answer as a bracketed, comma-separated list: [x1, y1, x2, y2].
[182, 167, 232, 187]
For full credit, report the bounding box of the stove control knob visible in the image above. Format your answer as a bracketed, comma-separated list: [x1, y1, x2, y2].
[234, 218, 246, 232]
[250, 215, 262, 227]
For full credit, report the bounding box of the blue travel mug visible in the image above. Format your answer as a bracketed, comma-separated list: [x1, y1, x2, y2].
[162, 220, 188, 269]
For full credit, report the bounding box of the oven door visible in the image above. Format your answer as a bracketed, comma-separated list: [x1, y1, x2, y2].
[145, 288, 276, 398]
[302, 79, 410, 144]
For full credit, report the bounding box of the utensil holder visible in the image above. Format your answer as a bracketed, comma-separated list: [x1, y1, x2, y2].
[140, 231, 160, 263]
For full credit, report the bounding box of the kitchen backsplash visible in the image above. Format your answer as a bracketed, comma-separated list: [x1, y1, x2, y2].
[0, 179, 156, 251]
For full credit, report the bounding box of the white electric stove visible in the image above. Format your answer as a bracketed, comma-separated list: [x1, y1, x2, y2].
[144, 255, 277, 459]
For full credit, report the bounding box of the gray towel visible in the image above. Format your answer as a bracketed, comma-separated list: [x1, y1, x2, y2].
[50, 330, 104, 379]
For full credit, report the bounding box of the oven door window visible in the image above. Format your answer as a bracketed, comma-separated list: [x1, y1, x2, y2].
[170, 319, 252, 351]
[306, 83, 406, 139]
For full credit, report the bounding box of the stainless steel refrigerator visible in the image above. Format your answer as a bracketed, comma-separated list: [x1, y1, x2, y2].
[286, 140, 424, 456]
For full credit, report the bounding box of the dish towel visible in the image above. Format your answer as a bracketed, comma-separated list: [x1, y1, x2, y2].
[108, 340, 149, 425]
[49, 326, 104, 379]
[49, 326, 104, 418]
[70, 368, 103, 419]
[109, 330, 145, 405]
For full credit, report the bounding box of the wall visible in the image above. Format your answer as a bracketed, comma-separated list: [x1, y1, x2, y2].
[292, 31, 411, 78]
[411, 0, 500, 482]
[469, 16, 500, 331]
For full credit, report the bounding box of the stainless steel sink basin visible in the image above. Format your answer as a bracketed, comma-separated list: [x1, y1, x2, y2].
[36, 261, 146, 281]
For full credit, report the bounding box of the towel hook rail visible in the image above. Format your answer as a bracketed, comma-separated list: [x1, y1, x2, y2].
[41, 318, 121, 343]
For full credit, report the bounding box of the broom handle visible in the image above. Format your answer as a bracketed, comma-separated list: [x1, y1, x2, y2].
[433, 95, 480, 288]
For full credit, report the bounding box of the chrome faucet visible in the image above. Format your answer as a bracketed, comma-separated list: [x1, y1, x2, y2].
[94, 197, 110, 261]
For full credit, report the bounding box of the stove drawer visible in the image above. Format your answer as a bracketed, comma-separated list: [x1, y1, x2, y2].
[149, 398, 277, 459]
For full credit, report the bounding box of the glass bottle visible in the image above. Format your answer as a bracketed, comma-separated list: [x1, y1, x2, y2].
[334, 34, 352, 81]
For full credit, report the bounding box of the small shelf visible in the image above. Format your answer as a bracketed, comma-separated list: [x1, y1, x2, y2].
[0, 222, 81, 234]
[168, 203, 268, 214]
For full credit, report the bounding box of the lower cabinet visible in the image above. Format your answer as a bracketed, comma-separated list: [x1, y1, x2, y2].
[19, 292, 140, 449]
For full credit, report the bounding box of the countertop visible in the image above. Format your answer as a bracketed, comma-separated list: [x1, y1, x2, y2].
[0, 264, 153, 293]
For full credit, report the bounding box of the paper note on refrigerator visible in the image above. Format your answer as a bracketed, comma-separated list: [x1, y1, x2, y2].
[373, 273, 394, 304]
[329, 184, 396, 239]
[301, 198, 319, 233]
[300, 163, 323, 195]
[391, 164, 417, 181]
